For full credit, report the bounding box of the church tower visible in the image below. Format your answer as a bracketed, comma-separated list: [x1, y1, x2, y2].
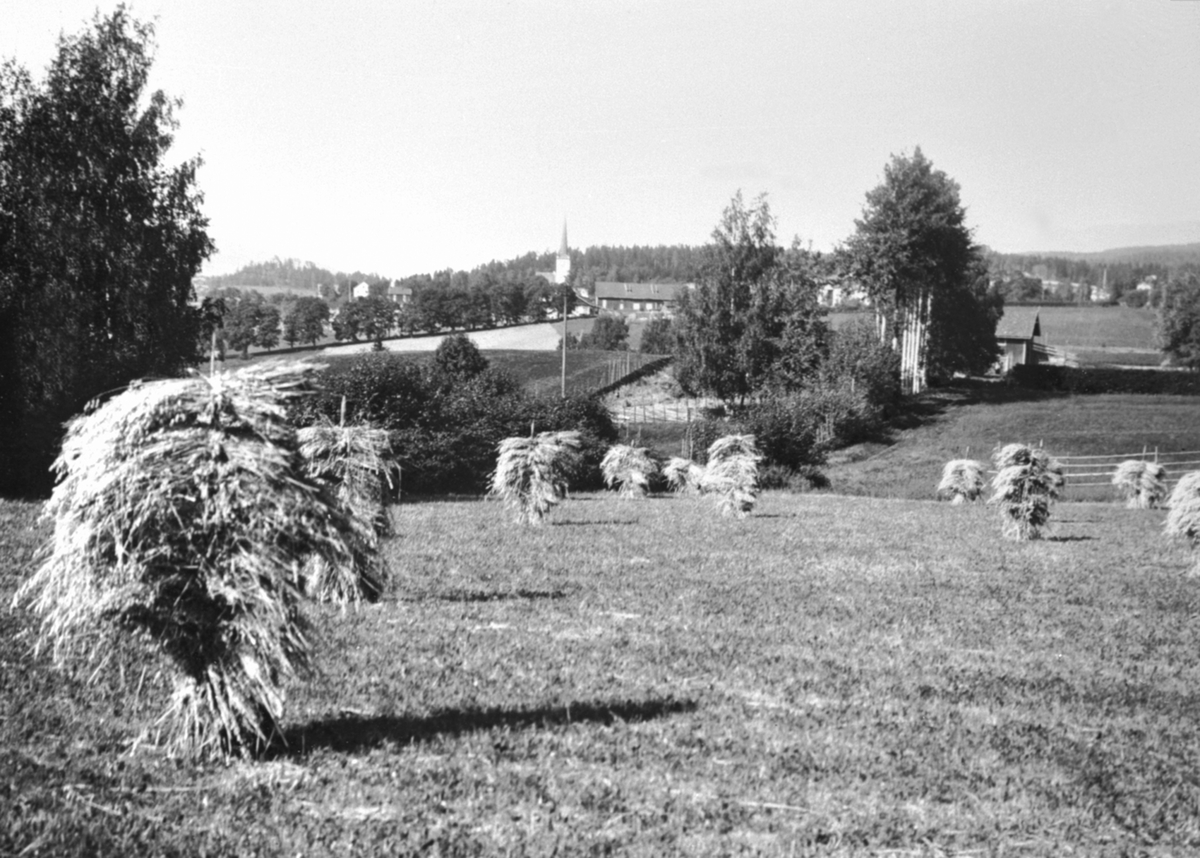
[555, 220, 571, 284]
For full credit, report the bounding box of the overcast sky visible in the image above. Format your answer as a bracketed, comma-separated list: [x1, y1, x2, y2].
[8, 1, 1200, 276]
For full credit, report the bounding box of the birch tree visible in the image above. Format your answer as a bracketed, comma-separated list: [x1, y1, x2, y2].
[843, 149, 999, 394]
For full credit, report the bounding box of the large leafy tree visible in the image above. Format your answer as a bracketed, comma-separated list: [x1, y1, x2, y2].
[842, 148, 999, 392]
[223, 299, 281, 359]
[282, 296, 330, 347]
[0, 8, 213, 495]
[672, 192, 827, 402]
[1158, 274, 1200, 369]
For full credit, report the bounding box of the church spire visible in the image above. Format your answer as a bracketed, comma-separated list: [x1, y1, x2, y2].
[559, 219, 569, 257]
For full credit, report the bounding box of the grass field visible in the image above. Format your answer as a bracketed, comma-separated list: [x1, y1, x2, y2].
[830, 306, 1162, 363]
[825, 385, 1200, 502]
[4, 489, 1199, 855]
[1031, 306, 1159, 350]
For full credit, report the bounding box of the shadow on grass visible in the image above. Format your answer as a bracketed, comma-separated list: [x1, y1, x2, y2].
[1045, 535, 1096, 542]
[275, 696, 698, 758]
[552, 520, 638, 527]
[881, 381, 1073, 438]
[399, 587, 572, 603]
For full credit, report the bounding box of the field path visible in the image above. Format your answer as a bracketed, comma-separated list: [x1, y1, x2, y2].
[321, 323, 567, 355]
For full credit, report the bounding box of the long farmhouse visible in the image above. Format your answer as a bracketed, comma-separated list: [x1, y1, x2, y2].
[591, 281, 690, 316]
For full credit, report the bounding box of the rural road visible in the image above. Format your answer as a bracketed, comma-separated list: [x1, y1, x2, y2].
[321, 323, 566, 355]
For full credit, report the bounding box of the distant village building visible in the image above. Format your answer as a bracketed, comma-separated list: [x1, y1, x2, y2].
[386, 280, 412, 305]
[593, 281, 689, 316]
[351, 281, 371, 300]
[819, 279, 870, 308]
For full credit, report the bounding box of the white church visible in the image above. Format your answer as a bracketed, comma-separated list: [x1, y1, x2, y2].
[536, 221, 573, 286]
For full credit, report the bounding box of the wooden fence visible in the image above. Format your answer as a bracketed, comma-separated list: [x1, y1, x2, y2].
[1055, 448, 1200, 491]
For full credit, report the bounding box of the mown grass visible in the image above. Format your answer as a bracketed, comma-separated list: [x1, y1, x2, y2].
[1032, 306, 1159, 350]
[831, 306, 1160, 353]
[826, 385, 1200, 502]
[4, 489, 1200, 855]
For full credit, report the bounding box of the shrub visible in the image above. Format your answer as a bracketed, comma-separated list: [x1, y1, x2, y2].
[489, 431, 581, 525]
[1010, 365, 1200, 395]
[432, 333, 489, 385]
[938, 459, 986, 504]
[740, 398, 822, 471]
[1112, 460, 1168, 509]
[640, 317, 674, 355]
[290, 353, 617, 494]
[988, 444, 1065, 540]
[579, 315, 629, 351]
[13, 364, 374, 758]
[820, 316, 902, 417]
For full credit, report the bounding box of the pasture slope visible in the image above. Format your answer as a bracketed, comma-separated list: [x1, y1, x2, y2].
[4, 484, 1200, 855]
[825, 383, 1200, 502]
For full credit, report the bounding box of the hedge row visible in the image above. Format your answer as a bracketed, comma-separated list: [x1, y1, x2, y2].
[1011, 364, 1200, 395]
[289, 350, 618, 495]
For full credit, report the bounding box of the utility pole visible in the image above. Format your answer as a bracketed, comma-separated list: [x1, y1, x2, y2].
[561, 286, 568, 398]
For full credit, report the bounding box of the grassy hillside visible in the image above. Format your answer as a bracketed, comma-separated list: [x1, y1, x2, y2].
[4, 490, 1199, 855]
[825, 385, 1200, 501]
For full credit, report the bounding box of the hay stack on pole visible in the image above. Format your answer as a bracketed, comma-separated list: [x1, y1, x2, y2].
[701, 434, 762, 518]
[663, 456, 705, 495]
[12, 363, 375, 759]
[937, 459, 986, 504]
[1164, 471, 1200, 574]
[296, 409, 395, 601]
[988, 443, 1065, 540]
[490, 431, 581, 524]
[1112, 460, 1168, 509]
[601, 444, 657, 498]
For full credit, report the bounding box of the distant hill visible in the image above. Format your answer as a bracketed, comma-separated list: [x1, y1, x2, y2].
[1014, 242, 1200, 267]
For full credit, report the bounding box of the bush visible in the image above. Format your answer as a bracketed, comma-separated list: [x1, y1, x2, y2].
[820, 316, 901, 417]
[759, 463, 829, 492]
[290, 353, 616, 494]
[1010, 364, 1200, 395]
[432, 334, 489, 384]
[579, 315, 629, 351]
[741, 397, 823, 471]
[640, 317, 674, 355]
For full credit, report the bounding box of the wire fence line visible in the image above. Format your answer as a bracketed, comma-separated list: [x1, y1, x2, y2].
[1055, 449, 1200, 489]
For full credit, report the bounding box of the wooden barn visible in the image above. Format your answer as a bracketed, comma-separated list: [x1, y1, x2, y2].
[994, 307, 1047, 372]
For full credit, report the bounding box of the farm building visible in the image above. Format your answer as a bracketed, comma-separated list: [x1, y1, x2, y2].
[593, 281, 690, 316]
[386, 281, 412, 305]
[994, 306, 1049, 372]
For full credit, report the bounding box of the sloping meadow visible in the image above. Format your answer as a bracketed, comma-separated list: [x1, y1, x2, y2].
[3, 490, 1200, 855]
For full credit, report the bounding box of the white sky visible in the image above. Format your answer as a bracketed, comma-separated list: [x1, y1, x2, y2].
[7, 1, 1200, 276]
